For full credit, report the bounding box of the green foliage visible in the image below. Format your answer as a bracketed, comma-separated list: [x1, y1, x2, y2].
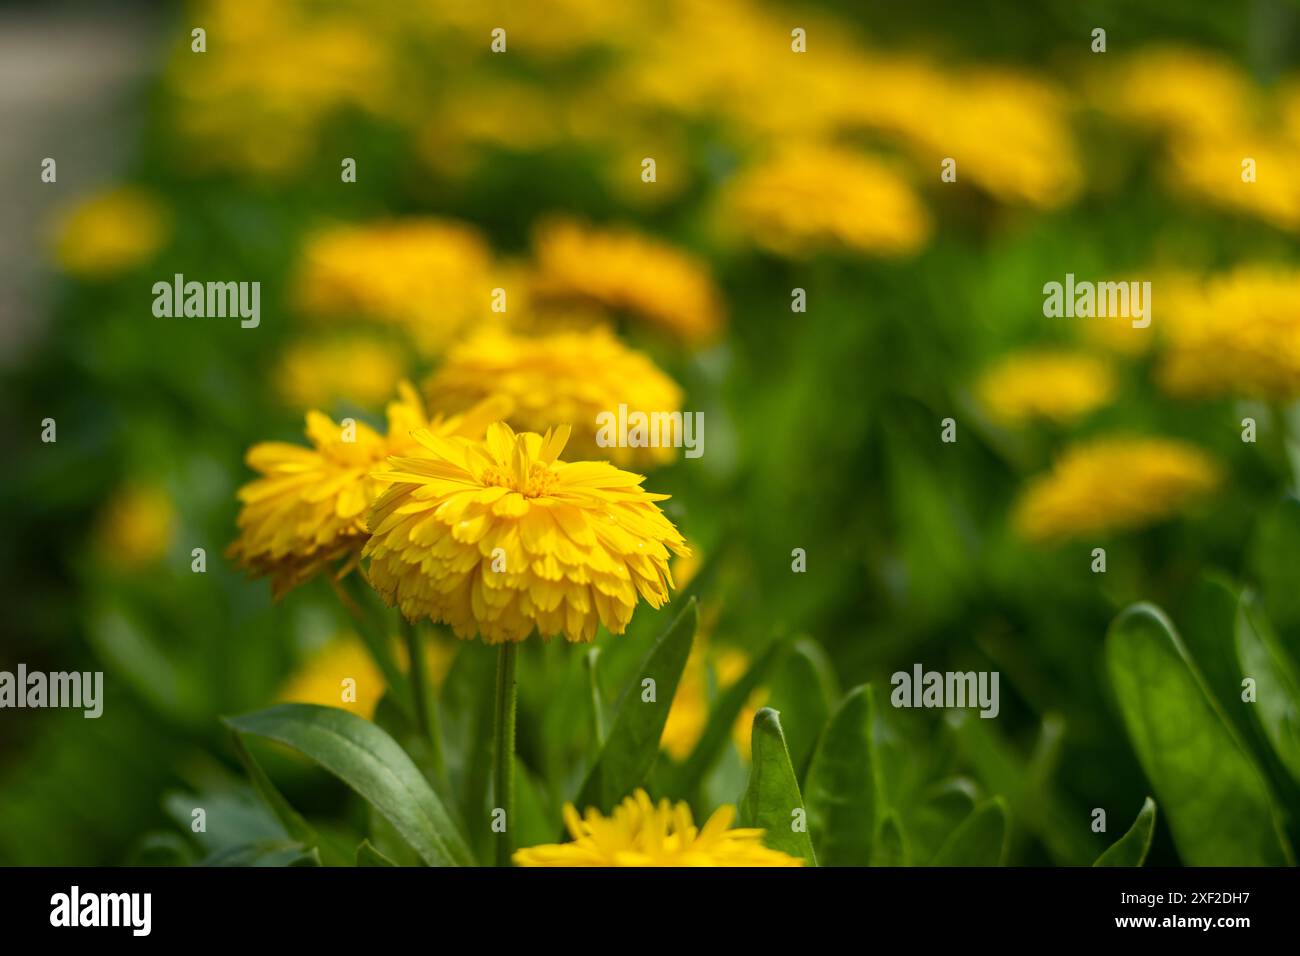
[739, 708, 817, 866]
[1094, 798, 1157, 867]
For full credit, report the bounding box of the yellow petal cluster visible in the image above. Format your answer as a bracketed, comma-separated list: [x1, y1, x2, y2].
[228, 385, 508, 598]
[976, 351, 1115, 426]
[294, 219, 500, 356]
[529, 218, 724, 345]
[1014, 438, 1220, 544]
[425, 327, 684, 468]
[364, 422, 690, 643]
[54, 186, 169, 278]
[512, 789, 802, 867]
[720, 145, 930, 258]
[1157, 267, 1300, 401]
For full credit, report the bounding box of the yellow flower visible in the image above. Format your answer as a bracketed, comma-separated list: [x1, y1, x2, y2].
[278, 637, 385, 718]
[364, 422, 690, 643]
[1157, 267, 1300, 401]
[228, 384, 510, 598]
[1014, 438, 1220, 543]
[95, 484, 175, 568]
[529, 218, 724, 345]
[276, 336, 408, 411]
[720, 145, 930, 258]
[513, 789, 802, 867]
[294, 219, 500, 356]
[1095, 47, 1252, 142]
[1166, 135, 1300, 232]
[278, 633, 456, 719]
[662, 644, 765, 761]
[976, 351, 1116, 426]
[425, 327, 684, 468]
[166, 1, 394, 176]
[53, 186, 169, 278]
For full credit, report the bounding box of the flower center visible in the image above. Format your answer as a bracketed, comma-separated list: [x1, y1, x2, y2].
[481, 462, 558, 498]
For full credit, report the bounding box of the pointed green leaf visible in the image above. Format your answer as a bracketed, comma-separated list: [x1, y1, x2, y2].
[870, 812, 908, 867]
[1235, 591, 1300, 783]
[804, 685, 879, 866]
[1093, 797, 1156, 867]
[229, 732, 318, 848]
[931, 798, 1008, 866]
[739, 707, 817, 866]
[1105, 603, 1293, 865]
[766, 638, 836, 776]
[355, 839, 398, 867]
[224, 703, 474, 867]
[664, 631, 787, 799]
[575, 600, 697, 813]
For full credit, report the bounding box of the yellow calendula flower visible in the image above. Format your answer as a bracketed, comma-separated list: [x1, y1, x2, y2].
[1158, 267, 1300, 401]
[54, 186, 169, 278]
[229, 385, 510, 598]
[1167, 135, 1300, 232]
[364, 422, 690, 643]
[720, 145, 930, 258]
[976, 351, 1116, 426]
[276, 336, 408, 411]
[529, 218, 724, 345]
[1014, 438, 1220, 544]
[294, 219, 500, 356]
[514, 789, 802, 867]
[95, 483, 175, 569]
[425, 327, 684, 469]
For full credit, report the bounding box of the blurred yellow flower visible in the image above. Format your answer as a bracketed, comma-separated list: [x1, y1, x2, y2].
[54, 186, 169, 278]
[278, 633, 456, 718]
[294, 219, 500, 356]
[1014, 438, 1220, 543]
[425, 327, 684, 468]
[1096, 47, 1252, 142]
[278, 637, 385, 718]
[720, 145, 930, 258]
[513, 789, 802, 867]
[1167, 135, 1300, 232]
[529, 218, 724, 345]
[365, 422, 689, 643]
[1158, 267, 1300, 401]
[976, 351, 1116, 426]
[662, 644, 764, 761]
[167, 1, 395, 176]
[95, 484, 175, 569]
[276, 336, 408, 411]
[228, 384, 509, 598]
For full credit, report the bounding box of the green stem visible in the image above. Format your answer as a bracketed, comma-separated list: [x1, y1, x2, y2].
[493, 642, 518, 867]
[402, 617, 447, 784]
[584, 648, 606, 747]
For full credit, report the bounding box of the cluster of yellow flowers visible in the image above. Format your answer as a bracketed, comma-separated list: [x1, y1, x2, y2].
[1096, 46, 1300, 232]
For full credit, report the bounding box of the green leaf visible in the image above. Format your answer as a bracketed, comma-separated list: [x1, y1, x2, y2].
[804, 685, 879, 866]
[1105, 603, 1293, 866]
[224, 704, 474, 867]
[870, 812, 908, 867]
[766, 639, 836, 776]
[1250, 495, 1300, 658]
[574, 600, 697, 813]
[1235, 591, 1300, 783]
[664, 632, 787, 799]
[200, 840, 316, 867]
[355, 839, 397, 867]
[1093, 797, 1156, 867]
[229, 732, 317, 848]
[738, 708, 817, 866]
[931, 798, 1008, 866]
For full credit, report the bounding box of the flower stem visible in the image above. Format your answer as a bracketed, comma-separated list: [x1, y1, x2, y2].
[493, 642, 518, 867]
[402, 617, 447, 785]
